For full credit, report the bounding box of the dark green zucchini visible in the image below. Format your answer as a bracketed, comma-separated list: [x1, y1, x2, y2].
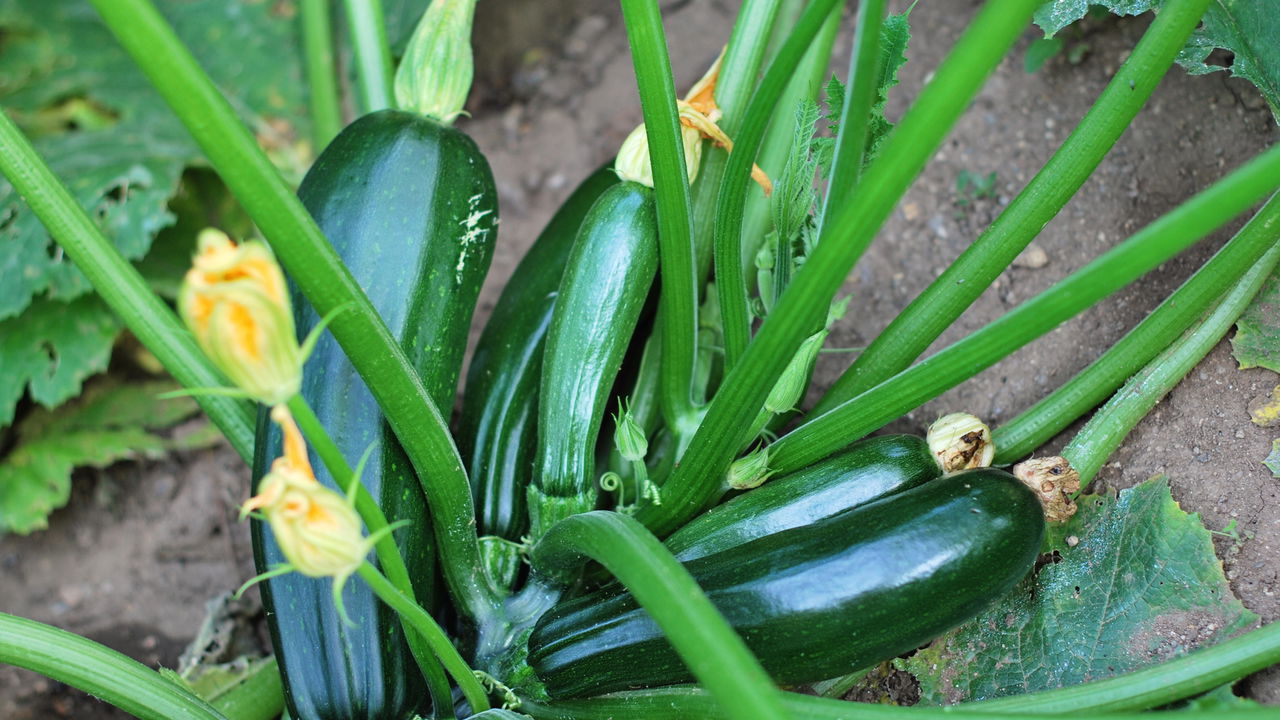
[664, 434, 941, 562]
[527, 468, 1045, 697]
[252, 109, 497, 720]
[527, 181, 659, 538]
[459, 167, 618, 547]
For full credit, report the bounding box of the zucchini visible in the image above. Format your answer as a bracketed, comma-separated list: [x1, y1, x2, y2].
[664, 434, 941, 562]
[460, 167, 618, 547]
[252, 109, 497, 719]
[527, 181, 659, 538]
[527, 468, 1045, 697]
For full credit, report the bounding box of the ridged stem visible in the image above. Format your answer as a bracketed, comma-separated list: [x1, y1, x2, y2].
[0, 111, 256, 460]
[715, 0, 845, 372]
[531, 512, 789, 720]
[85, 0, 493, 621]
[1061, 238, 1280, 488]
[341, 0, 394, 113]
[812, 0, 1212, 414]
[638, 0, 1043, 537]
[619, 0, 700, 428]
[815, 0, 886, 232]
[770, 145, 1280, 476]
[0, 613, 227, 720]
[356, 564, 492, 713]
[301, 0, 343, 148]
[994, 192, 1280, 462]
[283, 396, 452, 711]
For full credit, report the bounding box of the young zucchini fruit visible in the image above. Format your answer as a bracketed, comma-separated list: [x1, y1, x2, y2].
[459, 167, 617, 585]
[252, 109, 497, 720]
[527, 181, 659, 538]
[664, 434, 941, 561]
[527, 468, 1046, 697]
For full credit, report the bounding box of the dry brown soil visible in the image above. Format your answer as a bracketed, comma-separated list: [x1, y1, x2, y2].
[2, 0, 1278, 716]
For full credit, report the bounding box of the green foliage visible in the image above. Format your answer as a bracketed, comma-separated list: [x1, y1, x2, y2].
[1034, 0, 1280, 122]
[0, 0, 310, 425]
[0, 379, 208, 534]
[1025, 36, 1065, 73]
[1263, 438, 1280, 477]
[1231, 264, 1280, 371]
[902, 476, 1256, 703]
[1176, 684, 1262, 710]
[955, 169, 999, 208]
[866, 7, 912, 163]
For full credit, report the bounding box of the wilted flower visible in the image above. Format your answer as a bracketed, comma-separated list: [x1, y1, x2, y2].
[178, 229, 301, 406]
[242, 406, 367, 583]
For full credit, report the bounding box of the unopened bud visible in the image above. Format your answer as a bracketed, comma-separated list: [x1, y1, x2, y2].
[765, 330, 826, 415]
[927, 412, 994, 473]
[613, 403, 648, 463]
[726, 445, 772, 490]
[394, 0, 478, 123]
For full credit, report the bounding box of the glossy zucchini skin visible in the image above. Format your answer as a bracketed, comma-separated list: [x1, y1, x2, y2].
[665, 434, 940, 562]
[459, 167, 618, 543]
[252, 110, 497, 720]
[528, 181, 658, 538]
[528, 468, 1045, 697]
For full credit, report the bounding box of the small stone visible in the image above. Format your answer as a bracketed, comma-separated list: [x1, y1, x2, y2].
[1013, 244, 1049, 269]
[902, 202, 921, 221]
[1066, 535, 1079, 547]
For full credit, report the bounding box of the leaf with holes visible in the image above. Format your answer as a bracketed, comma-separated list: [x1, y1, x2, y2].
[0, 379, 204, 534]
[900, 476, 1256, 703]
[0, 0, 310, 424]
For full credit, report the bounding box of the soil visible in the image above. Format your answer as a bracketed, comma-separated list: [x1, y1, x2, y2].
[3, 0, 1278, 716]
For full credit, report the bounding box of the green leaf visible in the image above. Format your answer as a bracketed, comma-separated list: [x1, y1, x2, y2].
[1033, 0, 1159, 38]
[865, 7, 912, 164]
[1176, 684, 1262, 710]
[1025, 36, 1065, 73]
[1231, 264, 1280, 371]
[1178, 0, 1280, 122]
[0, 379, 203, 534]
[0, 0, 304, 424]
[901, 476, 1257, 704]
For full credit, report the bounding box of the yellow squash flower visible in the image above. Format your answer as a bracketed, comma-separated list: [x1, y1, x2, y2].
[179, 229, 301, 406]
[241, 406, 368, 583]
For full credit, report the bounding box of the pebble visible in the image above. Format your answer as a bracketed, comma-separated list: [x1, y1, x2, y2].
[1012, 243, 1049, 269]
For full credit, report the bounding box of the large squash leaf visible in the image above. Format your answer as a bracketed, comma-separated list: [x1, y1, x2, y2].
[902, 476, 1256, 703]
[0, 0, 310, 424]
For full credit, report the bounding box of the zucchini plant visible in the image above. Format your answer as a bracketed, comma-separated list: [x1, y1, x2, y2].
[1, 0, 1279, 719]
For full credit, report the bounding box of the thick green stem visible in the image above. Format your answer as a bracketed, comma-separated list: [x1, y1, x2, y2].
[994, 192, 1280, 462]
[342, 0, 395, 113]
[206, 657, 285, 720]
[531, 512, 789, 720]
[0, 112, 256, 460]
[1061, 238, 1280, 488]
[0, 613, 227, 720]
[301, 0, 343, 149]
[715, 0, 844, 372]
[356, 563, 491, 713]
[688, 0, 785, 282]
[283, 396, 452, 710]
[813, 0, 1212, 414]
[769, 145, 1280, 476]
[816, 0, 885, 232]
[620, 0, 700, 428]
[638, 0, 1043, 537]
[86, 0, 493, 621]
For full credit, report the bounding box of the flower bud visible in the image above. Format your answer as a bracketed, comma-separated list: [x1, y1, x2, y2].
[179, 229, 301, 406]
[926, 412, 994, 473]
[616, 121, 703, 188]
[726, 445, 772, 490]
[242, 406, 367, 580]
[764, 330, 826, 415]
[395, 0, 478, 124]
[613, 404, 648, 463]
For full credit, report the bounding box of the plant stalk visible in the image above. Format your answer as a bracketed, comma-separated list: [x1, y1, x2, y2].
[301, 0, 343, 148]
[994, 192, 1280, 462]
[769, 144, 1280, 476]
[341, 0, 395, 113]
[812, 0, 1213, 414]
